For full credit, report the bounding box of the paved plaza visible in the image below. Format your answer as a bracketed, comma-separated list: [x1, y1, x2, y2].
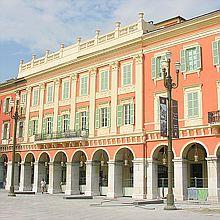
[0, 190, 220, 220]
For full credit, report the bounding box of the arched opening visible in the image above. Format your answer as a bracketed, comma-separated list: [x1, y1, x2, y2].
[0, 154, 8, 189]
[183, 143, 208, 188]
[53, 152, 67, 193]
[152, 145, 174, 198]
[72, 151, 87, 194]
[115, 148, 134, 197]
[38, 152, 50, 190]
[23, 153, 35, 191]
[92, 149, 109, 196]
[15, 153, 21, 190]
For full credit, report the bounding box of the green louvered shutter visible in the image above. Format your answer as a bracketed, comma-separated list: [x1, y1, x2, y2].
[86, 112, 89, 130]
[117, 105, 123, 127]
[67, 114, 70, 131]
[35, 120, 38, 135]
[57, 115, 62, 134]
[28, 121, 32, 136]
[75, 112, 80, 131]
[151, 57, 156, 79]
[42, 118, 46, 137]
[180, 49, 186, 73]
[130, 103, 135, 125]
[195, 46, 201, 70]
[107, 107, 111, 127]
[95, 109, 100, 129]
[51, 117, 53, 134]
[212, 41, 220, 66]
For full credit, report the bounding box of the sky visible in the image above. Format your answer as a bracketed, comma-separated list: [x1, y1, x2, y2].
[0, 0, 219, 83]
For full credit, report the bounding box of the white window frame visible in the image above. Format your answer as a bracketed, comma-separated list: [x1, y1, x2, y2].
[81, 111, 87, 130]
[99, 69, 109, 92]
[46, 117, 52, 134]
[46, 82, 54, 103]
[32, 87, 39, 106]
[100, 107, 108, 128]
[2, 122, 9, 140]
[63, 114, 69, 132]
[21, 93, 27, 105]
[124, 104, 131, 125]
[121, 62, 132, 86]
[32, 120, 38, 135]
[184, 85, 203, 127]
[80, 75, 89, 96]
[3, 97, 11, 113]
[154, 92, 167, 130]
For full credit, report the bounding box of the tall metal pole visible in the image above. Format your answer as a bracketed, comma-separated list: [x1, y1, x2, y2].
[8, 99, 19, 197]
[163, 59, 176, 210]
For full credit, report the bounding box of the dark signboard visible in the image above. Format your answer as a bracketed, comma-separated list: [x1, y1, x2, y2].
[159, 97, 167, 137]
[172, 99, 179, 138]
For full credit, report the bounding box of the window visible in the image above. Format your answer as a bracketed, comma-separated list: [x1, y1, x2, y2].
[21, 93, 27, 105]
[212, 40, 220, 66]
[151, 55, 166, 80]
[32, 88, 39, 106]
[75, 111, 89, 131]
[3, 97, 10, 113]
[81, 111, 87, 130]
[101, 108, 108, 127]
[180, 46, 201, 73]
[2, 122, 9, 139]
[80, 76, 88, 96]
[95, 107, 110, 128]
[29, 119, 38, 136]
[100, 70, 109, 91]
[187, 92, 199, 118]
[63, 114, 70, 132]
[62, 80, 70, 100]
[47, 83, 54, 103]
[18, 121, 24, 138]
[122, 63, 132, 86]
[117, 103, 134, 126]
[46, 117, 52, 134]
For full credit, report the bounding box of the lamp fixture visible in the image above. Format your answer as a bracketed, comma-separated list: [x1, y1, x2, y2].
[162, 147, 167, 165]
[194, 144, 199, 162]
[124, 150, 129, 166]
[100, 151, 105, 167]
[80, 153, 84, 167]
[45, 161, 48, 167]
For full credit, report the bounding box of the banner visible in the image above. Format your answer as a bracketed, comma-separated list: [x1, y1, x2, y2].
[159, 97, 167, 137]
[172, 99, 179, 138]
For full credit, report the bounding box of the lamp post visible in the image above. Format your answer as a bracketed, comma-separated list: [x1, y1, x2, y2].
[8, 93, 21, 197]
[161, 52, 180, 210]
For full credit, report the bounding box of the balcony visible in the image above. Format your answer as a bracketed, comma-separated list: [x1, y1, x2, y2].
[35, 130, 89, 143]
[208, 111, 220, 135]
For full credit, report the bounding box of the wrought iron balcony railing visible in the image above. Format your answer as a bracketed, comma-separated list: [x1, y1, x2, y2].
[35, 129, 89, 141]
[208, 110, 220, 124]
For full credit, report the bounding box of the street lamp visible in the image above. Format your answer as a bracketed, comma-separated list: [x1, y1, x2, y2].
[8, 92, 22, 197]
[161, 52, 180, 210]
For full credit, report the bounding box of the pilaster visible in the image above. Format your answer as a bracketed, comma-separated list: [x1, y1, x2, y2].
[70, 74, 78, 131]
[134, 54, 143, 133]
[132, 158, 146, 199]
[24, 87, 31, 142]
[53, 79, 60, 133]
[89, 70, 97, 138]
[5, 161, 12, 190]
[38, 83, 45, 134]
[110, 62, 118, 135]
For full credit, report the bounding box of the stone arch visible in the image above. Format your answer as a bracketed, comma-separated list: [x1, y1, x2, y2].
[38, 151, 51, 162]
[113, 146, 136, 161]
[91, 148, 110, 161]
[24, 152, 36, 163]
[71, 149, 88, 162]
[114, 147, 135, 162]
[180, 141, 209, 159]
[150, 143, 176, 158]
[53, 151, 68, 163]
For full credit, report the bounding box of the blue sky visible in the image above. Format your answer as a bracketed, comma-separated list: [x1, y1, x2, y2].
[0, 0, 219, 83]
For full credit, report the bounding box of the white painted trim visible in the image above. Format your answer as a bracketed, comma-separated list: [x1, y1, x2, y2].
[99, 69, 110, 92]
[46, 82, 54, 104]
[216, 81, 220, 110]
[61, 78, 70, 100]
[79, 74, 89, 96]
[121, 62, 133, 87]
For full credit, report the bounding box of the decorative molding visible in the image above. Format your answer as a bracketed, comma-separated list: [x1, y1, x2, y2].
[118, 85, 135, 95]
[59, 99, 71, 106]
[71, 73, 78, 81]
[76, 95, 90, 103]
[96, 90, 111, 99]
[134, 54, 143, 64]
